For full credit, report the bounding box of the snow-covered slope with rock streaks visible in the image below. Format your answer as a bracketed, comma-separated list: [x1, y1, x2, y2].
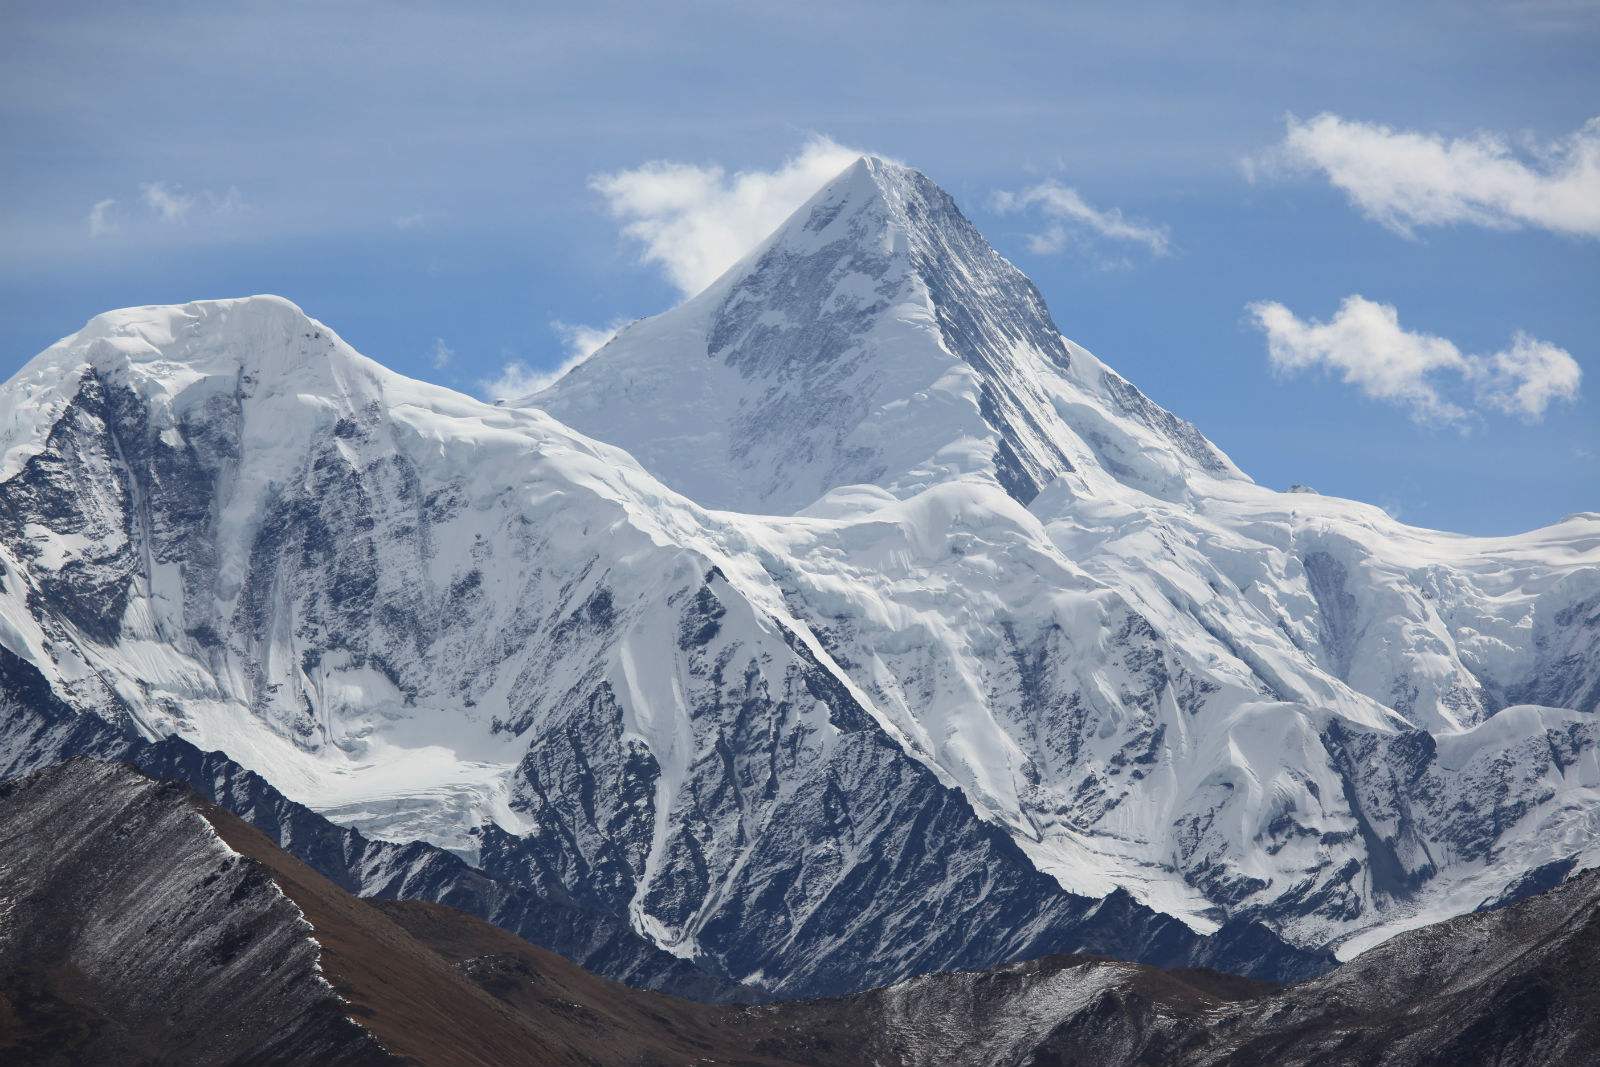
[0, 294, 1326, 996]
[533, 155, 1600, 955]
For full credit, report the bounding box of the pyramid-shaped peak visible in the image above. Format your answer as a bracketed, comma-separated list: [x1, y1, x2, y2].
[533, 152, 1090, 512]
[751, 153, 980, 268]
[534, 154, 1240, 514]
[808, 153, 944, 203]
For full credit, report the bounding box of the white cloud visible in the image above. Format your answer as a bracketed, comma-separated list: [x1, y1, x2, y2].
[479, 318, 628, 401]
[137, 182, 247, 225]
[1247, 295, 1581, 424]
[141, 181, 194, 223]
[480, 361, 543, 401]
[208, 185, 248, 215]
[991, 180, 1169, 256]
[551, 319, 625, 365]
[430, 337, 454, 370]
[1252, 113, 1600, 238]
[590, 135, 863, 297]
[394, 212, 427, 230]
[1474, 333, 1584, 419]
[86, 198, 117, 237]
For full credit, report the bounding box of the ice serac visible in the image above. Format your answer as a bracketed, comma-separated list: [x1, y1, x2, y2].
[533, 155, 1239, 514]
[0, 295, 1324, 997]
[530, 157, 1600, 954]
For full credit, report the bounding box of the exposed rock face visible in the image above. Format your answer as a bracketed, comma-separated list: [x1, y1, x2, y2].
[1174, 862, 1600, 1066]
[0, 759, 786, 1066]
[6, 758, 1590, 1067]
[0, 760, 389, 1065]
[733, 866, 1600, 1067]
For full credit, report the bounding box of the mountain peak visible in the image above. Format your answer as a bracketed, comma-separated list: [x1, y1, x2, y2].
[1, 295, 386, 483]
[30, 295, 356, 391]
[533, 158, 1238, 514]
[738, 153, 1011, 296]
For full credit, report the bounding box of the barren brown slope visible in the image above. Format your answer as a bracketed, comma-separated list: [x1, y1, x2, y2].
[199, 799, 807, 1067]
[0, 761, 390, 1067]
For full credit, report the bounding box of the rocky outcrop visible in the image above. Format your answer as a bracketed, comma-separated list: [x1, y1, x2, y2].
[0, 760, 389, 1065]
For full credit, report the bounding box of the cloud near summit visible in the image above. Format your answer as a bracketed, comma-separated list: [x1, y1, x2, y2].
[590, 136, 864, 298]
[990, 181, 1170, 258]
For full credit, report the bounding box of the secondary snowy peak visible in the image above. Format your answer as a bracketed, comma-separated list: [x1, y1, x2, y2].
[2, 296, 373, 479]
[532, 156, 1240, 515]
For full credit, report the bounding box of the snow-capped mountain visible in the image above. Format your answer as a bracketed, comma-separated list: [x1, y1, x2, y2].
[536, 157, 1241, 515]
[0, 293, 1324, 996]
[0, 155, 1593, 997]
[533, 156, 1600, 952]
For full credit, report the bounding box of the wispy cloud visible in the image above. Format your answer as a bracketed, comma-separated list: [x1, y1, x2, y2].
[990, 180, 1169, 257]
[1247, 295, 1581, 424]
[590, 135, 863, 298]
[86, 198, 117, 238]
[551, 319, 625, 365]
[429, 337, 454, 370]
[141, 181, 194, 223]
[1249, 113, 1600, 238]
[1475, 333, 1585, 420]
[394, 212, 427, 230]
[479, 318, 628, 401]
[135, 181, 247, 226]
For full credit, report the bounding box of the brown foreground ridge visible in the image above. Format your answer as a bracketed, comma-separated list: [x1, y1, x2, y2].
[2, 758, 1598, 1066]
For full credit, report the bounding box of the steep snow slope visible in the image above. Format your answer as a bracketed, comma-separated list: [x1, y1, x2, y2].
[536, 157, 1240, 515]
[0, 296, 1323, 995]
[531, 156, 1600, 953]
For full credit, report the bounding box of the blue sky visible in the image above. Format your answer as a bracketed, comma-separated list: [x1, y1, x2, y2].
[2, 1, 1595, 534]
